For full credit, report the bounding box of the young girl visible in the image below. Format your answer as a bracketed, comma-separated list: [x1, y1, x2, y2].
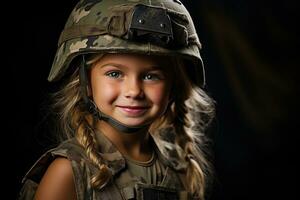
[18, 0, 215, 200]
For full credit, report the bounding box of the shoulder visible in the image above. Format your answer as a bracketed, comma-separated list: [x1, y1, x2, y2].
[34, 157, 76, 200]
[18, 138, 92, 200]
[22, 138, 86, 181]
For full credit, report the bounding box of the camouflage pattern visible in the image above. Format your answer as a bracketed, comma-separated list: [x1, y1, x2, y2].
[48, 0, 205, 86]
[18, 130, 190, 200]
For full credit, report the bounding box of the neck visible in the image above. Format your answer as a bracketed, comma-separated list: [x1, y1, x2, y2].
[97, 121, 152, 161]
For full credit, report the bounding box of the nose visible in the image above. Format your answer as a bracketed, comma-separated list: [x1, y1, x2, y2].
[123, 77, 144, 99]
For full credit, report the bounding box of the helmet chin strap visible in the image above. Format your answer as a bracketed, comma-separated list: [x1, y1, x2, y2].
[79, 55, 149, 134]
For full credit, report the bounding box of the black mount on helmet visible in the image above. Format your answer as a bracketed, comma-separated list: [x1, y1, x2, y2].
[79, 55, 149, 134]
[128, 4, 174, 48]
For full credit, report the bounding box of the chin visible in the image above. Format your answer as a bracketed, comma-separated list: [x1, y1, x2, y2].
[118, 118, 153, 127]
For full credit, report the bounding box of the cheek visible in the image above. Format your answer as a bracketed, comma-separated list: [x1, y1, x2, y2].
[147, 84, 170, 107]
[91, 78, 119, 105]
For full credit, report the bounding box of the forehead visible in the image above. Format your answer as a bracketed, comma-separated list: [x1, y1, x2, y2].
[94, 53, 173, 69]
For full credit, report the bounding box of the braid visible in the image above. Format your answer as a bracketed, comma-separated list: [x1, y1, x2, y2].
[173, 94, 207, 200]
[75, 110, 111, 189]
[151, 58, 215, 199]
[51, 64, 111, 190]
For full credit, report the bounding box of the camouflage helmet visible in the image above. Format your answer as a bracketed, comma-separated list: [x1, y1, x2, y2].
[48, 0, 205, 86]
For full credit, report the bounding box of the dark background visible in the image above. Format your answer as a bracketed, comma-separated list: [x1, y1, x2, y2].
[6, 0, 298, 199]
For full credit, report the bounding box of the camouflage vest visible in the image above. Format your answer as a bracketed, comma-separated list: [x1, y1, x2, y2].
[18, 130, 192, 200]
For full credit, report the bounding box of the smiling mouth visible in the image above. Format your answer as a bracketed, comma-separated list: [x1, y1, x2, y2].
[116, 105, 150, 116]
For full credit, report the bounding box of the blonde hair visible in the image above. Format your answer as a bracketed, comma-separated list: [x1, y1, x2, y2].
[51, 54, 215, 199]
[149, 58, 215, 199]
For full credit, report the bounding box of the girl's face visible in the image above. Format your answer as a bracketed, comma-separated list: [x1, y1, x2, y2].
[90, 53, 173, 127]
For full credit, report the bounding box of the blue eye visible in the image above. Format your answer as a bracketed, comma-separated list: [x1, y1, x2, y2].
[144, 72, 166, 81]
[144, 74, 160, 81]
[106, 71, 121, 78]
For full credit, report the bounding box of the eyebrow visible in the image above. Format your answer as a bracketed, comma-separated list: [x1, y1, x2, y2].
[100, 63, 124, 68]
[99, 63, 163, 70]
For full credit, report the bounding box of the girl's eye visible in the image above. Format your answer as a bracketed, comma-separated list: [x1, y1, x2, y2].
[144, 73, 162, 81]
[105, 71, 122, 78]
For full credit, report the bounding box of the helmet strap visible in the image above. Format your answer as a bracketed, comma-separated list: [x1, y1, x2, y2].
[79, 55, 149, 133]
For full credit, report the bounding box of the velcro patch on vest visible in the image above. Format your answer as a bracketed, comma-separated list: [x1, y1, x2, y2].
[135, 183, 186, 200]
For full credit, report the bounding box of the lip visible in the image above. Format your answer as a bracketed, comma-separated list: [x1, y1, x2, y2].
[116, 105, 150, 116]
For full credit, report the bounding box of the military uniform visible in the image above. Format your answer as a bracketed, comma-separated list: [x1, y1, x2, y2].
[18, 130, 191, 200]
